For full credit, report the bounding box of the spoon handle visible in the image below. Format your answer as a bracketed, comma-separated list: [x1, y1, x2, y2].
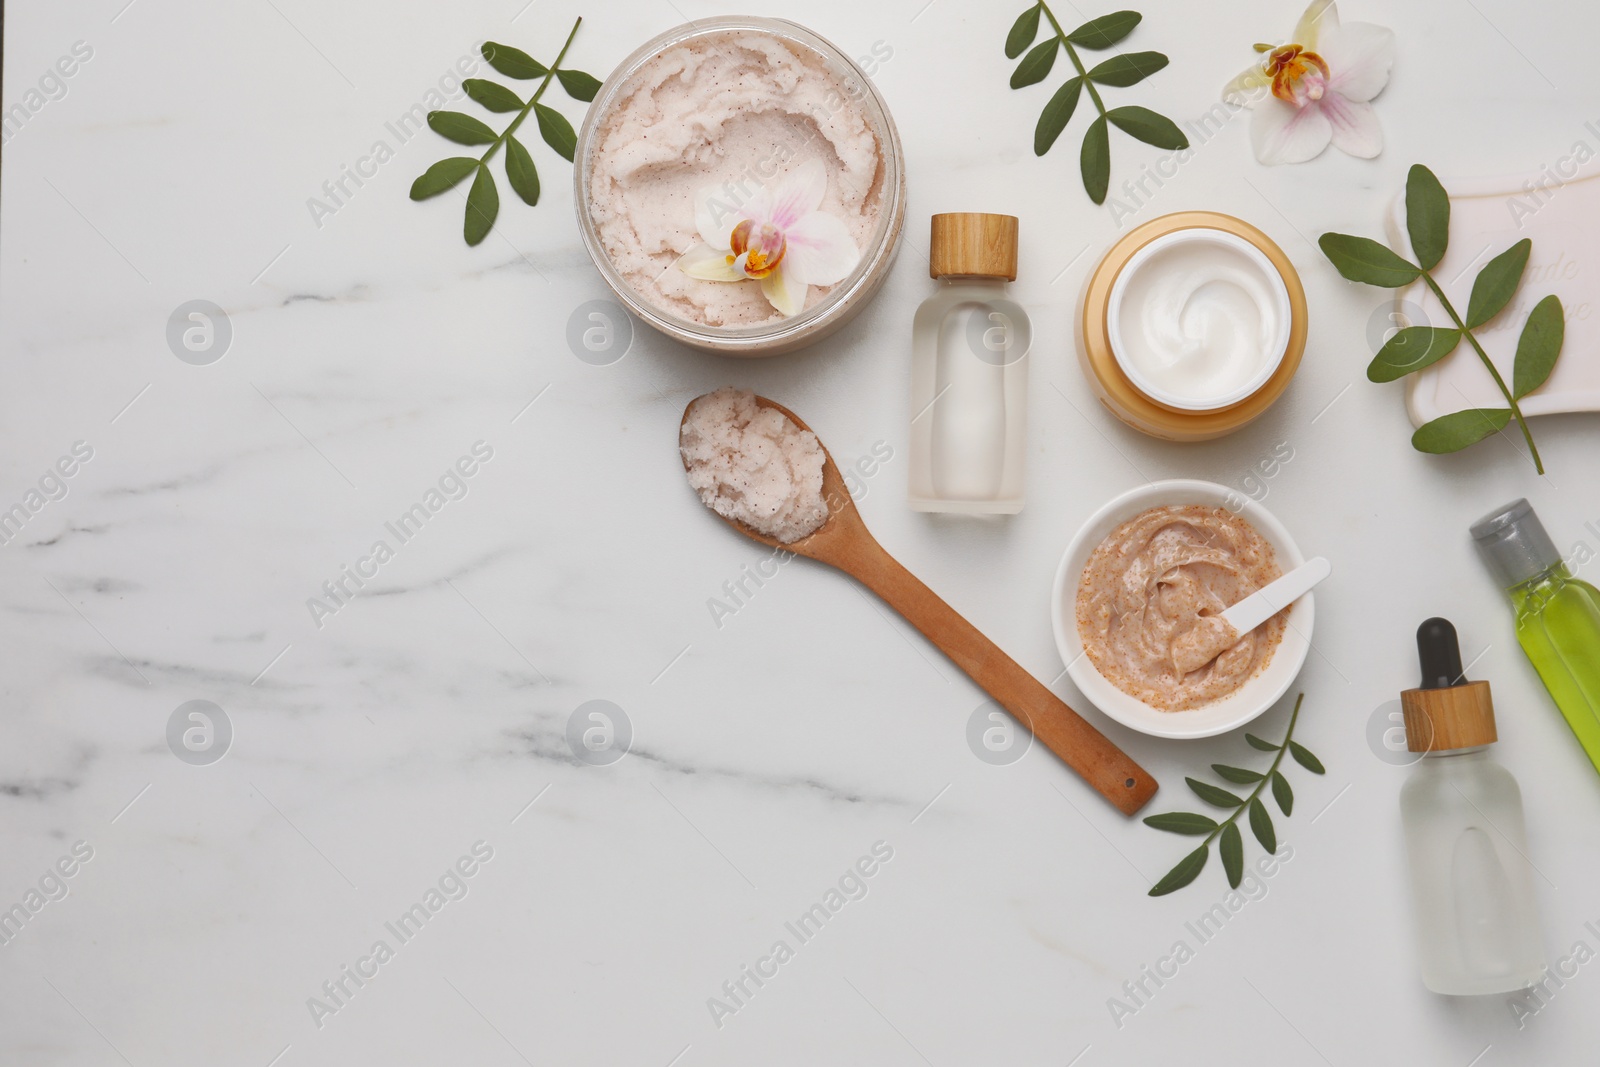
[836, 536, 1159, 815]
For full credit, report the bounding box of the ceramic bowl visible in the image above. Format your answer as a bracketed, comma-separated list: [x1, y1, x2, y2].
[1050, 479, 1314, 740]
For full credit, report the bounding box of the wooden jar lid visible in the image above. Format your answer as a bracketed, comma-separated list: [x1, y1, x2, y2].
[929, 213, 1018, 280]
[1400, 680, 1497, 752]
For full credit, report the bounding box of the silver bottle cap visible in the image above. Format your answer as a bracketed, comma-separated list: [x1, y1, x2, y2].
[1470, 498, 1560, 590]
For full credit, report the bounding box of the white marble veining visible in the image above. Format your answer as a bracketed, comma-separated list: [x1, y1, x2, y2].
[4, 0, 1600, 1064]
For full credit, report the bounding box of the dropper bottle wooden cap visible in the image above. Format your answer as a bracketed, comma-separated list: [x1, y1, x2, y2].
[1400, 617, 1497, 752]
[929, 213, 1018, 280]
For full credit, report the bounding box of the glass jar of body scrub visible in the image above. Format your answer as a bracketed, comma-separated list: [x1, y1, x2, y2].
[1076, 212, 1306, 440]
[574, 18, 907, 357]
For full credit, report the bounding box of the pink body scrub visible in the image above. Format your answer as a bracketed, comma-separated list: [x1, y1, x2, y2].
[680, 388, 828, 543]
[587, 30, 886, 327]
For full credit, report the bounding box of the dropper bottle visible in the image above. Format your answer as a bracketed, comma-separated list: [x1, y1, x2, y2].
[1471, 499, 1600, 776]
[1398, 617, 1544, 996]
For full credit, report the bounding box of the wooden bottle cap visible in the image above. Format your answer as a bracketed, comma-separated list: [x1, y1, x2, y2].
[1400, 680, 1497, 752]
[929, 213, 1018, 280]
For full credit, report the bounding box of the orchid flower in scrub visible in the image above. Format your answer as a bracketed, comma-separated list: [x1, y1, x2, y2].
[674, 159, 861, 317]
[1225, 0, 1395, 166]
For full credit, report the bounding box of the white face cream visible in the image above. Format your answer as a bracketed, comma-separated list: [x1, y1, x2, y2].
[1108, 229, 1291, 410]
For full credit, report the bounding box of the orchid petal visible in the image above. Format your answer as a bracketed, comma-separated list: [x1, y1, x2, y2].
[1224, 65, 1271, 109]
[1320, 21, 1396, 102]
[780, 211, 860, 288]
[760, 267, 808, 317]
[1292, 0, 1339, 51]
[1322, 93, 1383, 157]
[694, 186, 748, 249]
[675, 243, 745, 282]
[765, 159, 828, 231]
[1250, 97, 1333, 165]
[740, 186, 774, 229]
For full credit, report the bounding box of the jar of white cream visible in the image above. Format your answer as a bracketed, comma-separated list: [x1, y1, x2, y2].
[1076, 212, 1306, 441]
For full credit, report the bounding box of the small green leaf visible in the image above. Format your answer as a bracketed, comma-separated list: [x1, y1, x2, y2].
[409, 156, 479, 200]
[1005, 4, 1042, 59]
[1148, 844, 1209, 897]
[1219, 823, 1244, 889]
[1249, 797, 1277, 853]
[463, 78, 524, 113]
[556, 68, 603, 102]
[1514, 294, 1565, 399]
[1288, 741, 1326, 775]
[1034, 76, 1082, 155]
[1212, 764, 1265, 785]
[1245, 733, 1280, 752]
[427, 110, 498, 146]
[1412, 408, 1512, 453]
[463, 164, 498, 247]
[1319, 233, 1421, 288]
[1367, 326, 1461, 382]
[1010, 38, 1058, 89]
[1086, 51, 1169, 87]
[1271, 770, 1294, 816]
[1466, 238, 1532, 328]
[535, 103, 577, 161]
[482, 41, 548, 80]
[1143, 812, 1219, 835]
[1067, 10, 1142, 49]
[1105, 105, 1188, 150]
[1186, 777, 1244, 809]
[505, 135, 540, 206]
[1080, 115, 1110, 204]
[1404, 165, 1450, 271]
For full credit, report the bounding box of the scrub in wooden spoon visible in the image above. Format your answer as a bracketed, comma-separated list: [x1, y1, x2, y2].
[680, 387, 828, 543]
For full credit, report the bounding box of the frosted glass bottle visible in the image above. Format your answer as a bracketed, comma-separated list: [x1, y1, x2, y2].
[1401, 748, 1544, 994]
[908, 213, 1030, 514]
[1399, 618, 1544, 995]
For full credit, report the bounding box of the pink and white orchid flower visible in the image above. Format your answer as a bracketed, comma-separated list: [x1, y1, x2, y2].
[1224, 0, 1395, 166]
[674, 159, 860, 318]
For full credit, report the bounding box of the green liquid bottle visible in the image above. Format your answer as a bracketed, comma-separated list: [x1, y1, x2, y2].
[1472, 499, 1600, 775]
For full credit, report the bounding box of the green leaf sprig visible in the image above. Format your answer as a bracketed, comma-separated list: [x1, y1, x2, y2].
[410, 18, 600, 246]
[1004, 5, 1188, 204]
[1144, 694, 1324, 897]
[1319, 164, 1566, 473]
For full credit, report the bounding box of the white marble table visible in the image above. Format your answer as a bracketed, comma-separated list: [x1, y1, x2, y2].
[4, 1, 1599, 1063]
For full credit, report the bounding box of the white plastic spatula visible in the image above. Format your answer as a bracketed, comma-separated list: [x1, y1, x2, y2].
[1172, 557, 1333, 674]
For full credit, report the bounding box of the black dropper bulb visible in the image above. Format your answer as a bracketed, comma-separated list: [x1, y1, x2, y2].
[1417, 617, 1465, 690]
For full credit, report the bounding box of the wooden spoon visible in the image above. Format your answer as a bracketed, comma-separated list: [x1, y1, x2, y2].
[681, 394, 1158, 816]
